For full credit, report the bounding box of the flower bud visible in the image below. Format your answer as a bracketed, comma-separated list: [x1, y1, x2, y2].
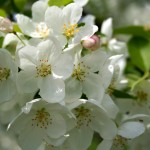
[0, 17, 13, 33]
[82, 35, 100, 51]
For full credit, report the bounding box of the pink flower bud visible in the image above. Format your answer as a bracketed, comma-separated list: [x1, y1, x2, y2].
[0, 17, 13, 33]
[82, 35, 100, 51]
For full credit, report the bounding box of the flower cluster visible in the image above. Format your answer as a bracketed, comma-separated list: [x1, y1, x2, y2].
[0, 0, 150, 150]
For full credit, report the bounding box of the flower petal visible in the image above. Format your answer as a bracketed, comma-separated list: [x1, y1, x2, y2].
[63, 3, 82, 24]
[38, 76, 65, 103]
[65, 127, 93, 150]
[0, 79, 16, 103]
[17, 70, 38, 93]
[118, 122, 145, 139]
[101, 18, 113, 41]
[90, 108, 117, 139]
[65, 77, 82, 103]
[45, 6, 64, 34]
[101, 94, 119, 119]
[96, 140, 113, 150]
[82, 73, 105, 101]
[32, 1, 48, 22]
[46, 112, 66, 139]
[16, 14, 35, 36]
[52, 53, 73, 79]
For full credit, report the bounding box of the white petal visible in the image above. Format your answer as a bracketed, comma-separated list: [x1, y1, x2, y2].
[82, 73, 105, 101]
[39, 76, 65, 103]
[37, 40, 61, 62]
[66, 127, 93, 150]
[81, 14, 95, 25]
[96, 140, 113, 150]
[45, 6, 64, 34]
[0, 79, 16, 103]
[118, 122, 145, 139]
[17, 45, 38, 69]
[81, 50, 108, 72]
[74, 0, 89, 7]
[101, 94, 119, 119]
[16, 14, 35, 36]
[101, 18, 113, 41]
[17, 70, 38, 93]
[74, 24, 98, 44]
[90, 109, 117, 139]
[19, 125, 44, 150]
[52, 53, 73, 79]
[46, 113, 66, 139]
[32, 1, 48, 22]
[65, 77, 82, 103]
[63, 3, 82, 24]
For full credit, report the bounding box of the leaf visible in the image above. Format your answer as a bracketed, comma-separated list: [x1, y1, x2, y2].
[113, 89, 136, 99]
[13, 23, 22, 33]
[14, 0, 28, 10]
[127, 36, 150, 72]
[114, 26, 150, 38]
[48, 0, 73, 6]
[0, 37, 4, 48]
[0, 9, 6, 17]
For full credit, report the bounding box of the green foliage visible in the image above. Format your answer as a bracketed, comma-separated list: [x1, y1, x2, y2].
[113, 89, 136, 99]
[0, 9, 6, 17]
[14, 0, 29, 11]
[127, 36, 150, 72]
[0, 37, 4, 48]
[48, 0, 73, 6]
[114, 26, 150, 38]
[13, 23, 22, 33]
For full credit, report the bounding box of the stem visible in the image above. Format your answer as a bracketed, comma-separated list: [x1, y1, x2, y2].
[13, 32, 26, 46]
[131, 72, 149, 91]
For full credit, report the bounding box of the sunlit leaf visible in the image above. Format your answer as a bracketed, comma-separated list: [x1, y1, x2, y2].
[14, 0, 28, 10]
[0, 9, 6, 17]
[128, 36, 150, 72]
[48, 0, 73, 6]
[114, 26, 150, 38]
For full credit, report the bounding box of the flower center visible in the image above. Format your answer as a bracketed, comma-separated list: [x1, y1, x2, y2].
[36, 22, 49, 38]
[63, 23, 79, 38]
[136, 90, 148, 104]
[72, 62, 89, 81]
[32, 108, 52, 129]
[74, 106, 92, 128]
[0, 67, 10, 81]
[36, 60, 51, 77]
[113, 135, 127, 149]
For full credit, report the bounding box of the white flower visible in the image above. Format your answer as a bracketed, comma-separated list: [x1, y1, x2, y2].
[101, 18, 127, 56]
[97, 116, 145, 150]
[17, 40, 73, 103]
[74, 0, 89, 7]
[0, 48, 17, 103]
[45, 3, 98, 45]
[16, 1, 50, 39]
[116, 80, 150, 116]
[60, 99, 117, 150]
[64, 49, 108, 103]
[8, 99, 75, 150]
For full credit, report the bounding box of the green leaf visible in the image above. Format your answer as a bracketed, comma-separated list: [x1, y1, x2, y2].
[113, 89, 136, 99]
[114, 26, 150, 38]
[13, 23, 22, 33]
[48, 0, 73, 6]
[14, 0, 28, 10]
[0, 37, 4, 48]
[0, 9, 6, 17]
[127, 36, 150, 72]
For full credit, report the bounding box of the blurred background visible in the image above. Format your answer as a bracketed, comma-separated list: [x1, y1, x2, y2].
[0, 0, 150, 150]
[0, 0, 150, 28]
